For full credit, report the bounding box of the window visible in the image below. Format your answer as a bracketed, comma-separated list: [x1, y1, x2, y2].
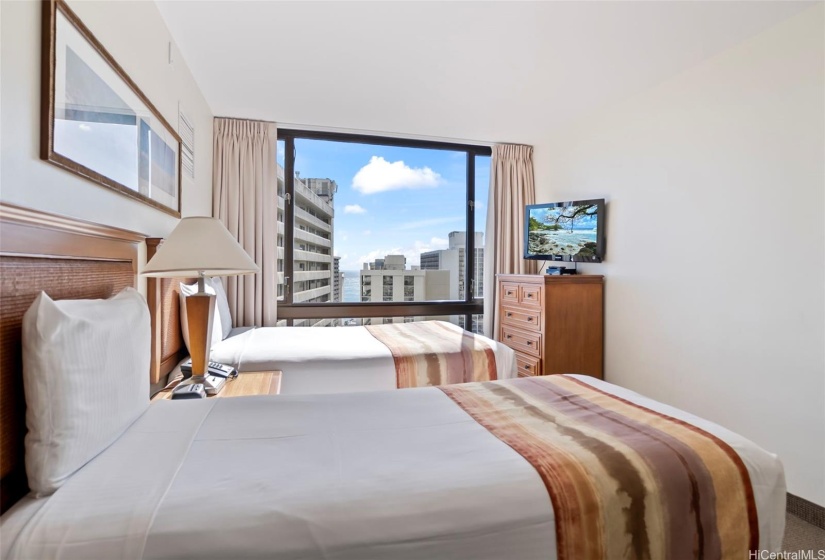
[276, 130, 490, 329]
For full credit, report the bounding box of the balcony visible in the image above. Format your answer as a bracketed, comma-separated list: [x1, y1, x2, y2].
[295, 270, 333, 282]
[294, 181, 334, 218]
[295, 207, 331, 233]
[295, 228, 331, 248]
[294, 249, 332, 264]
[293, 285, 333, 303]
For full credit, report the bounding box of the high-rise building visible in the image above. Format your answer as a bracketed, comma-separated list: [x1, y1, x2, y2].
[420, 231, 484, 298]
[333, 256, 342, 302]
[420, 231, 484, 332]
[276, 167, 339, 326]
[360, 254, 449, 325]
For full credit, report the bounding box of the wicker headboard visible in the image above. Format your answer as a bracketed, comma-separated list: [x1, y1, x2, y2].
[145, 238, 191, 384]
[0, 203, 144, 513]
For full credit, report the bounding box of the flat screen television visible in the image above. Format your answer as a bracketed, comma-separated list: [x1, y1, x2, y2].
[524, 198, 606, 262]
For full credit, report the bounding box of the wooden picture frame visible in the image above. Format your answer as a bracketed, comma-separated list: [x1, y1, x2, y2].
[41, 0, 182, 217]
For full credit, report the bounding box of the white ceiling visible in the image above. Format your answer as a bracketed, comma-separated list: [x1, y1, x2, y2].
[156, 1, 813, 145]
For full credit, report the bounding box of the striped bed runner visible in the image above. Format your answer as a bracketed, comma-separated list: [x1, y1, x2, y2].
[439, 375, 758, 560]
[365, 320, 497, 388]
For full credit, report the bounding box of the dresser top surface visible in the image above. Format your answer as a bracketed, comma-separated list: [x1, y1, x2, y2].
[497, 274, 604, 285]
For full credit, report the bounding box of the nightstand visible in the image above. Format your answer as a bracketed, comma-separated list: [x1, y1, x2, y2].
[152, 370, 281, 401]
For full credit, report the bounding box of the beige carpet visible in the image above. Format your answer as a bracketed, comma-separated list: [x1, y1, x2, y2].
[783, 513, 825, 553]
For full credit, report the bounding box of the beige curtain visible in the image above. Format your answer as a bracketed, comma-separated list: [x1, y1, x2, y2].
[212, 118, 278, 327]
[483, 144, 538, 338]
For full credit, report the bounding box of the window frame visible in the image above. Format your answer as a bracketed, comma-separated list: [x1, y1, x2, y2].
[277, 129, 491, 327]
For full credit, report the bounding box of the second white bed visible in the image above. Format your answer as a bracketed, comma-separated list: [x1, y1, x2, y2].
[210, 323, 517, 395]
[1, 376, 786, 560]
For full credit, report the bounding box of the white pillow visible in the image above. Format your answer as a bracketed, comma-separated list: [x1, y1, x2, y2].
[211, 277, 233, 339]
[179, 280, 225, 351]
[22, 288, 150, 496]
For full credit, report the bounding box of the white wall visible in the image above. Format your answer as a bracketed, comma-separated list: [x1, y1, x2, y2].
[535, 6, 825, 505]
[1, 0, 213, 238]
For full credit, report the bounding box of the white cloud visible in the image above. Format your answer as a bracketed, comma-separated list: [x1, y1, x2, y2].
[362, 229, 372, 236]
[354, 248, 398, 270]
[352, 156, 442, 194]
[353, 237, 449, 269]
[343, 204, 367, 214]
[396, 215, 464, 231]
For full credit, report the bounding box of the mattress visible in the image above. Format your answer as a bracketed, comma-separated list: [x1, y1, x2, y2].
[210, 323, 516, 395]
[1, 376, 786, 560]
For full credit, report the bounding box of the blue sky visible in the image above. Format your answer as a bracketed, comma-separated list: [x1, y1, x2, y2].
[279, 139, 489, 270]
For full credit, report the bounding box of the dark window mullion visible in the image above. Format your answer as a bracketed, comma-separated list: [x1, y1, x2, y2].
[279, 128, 491, 156]
[466, 152, 475, 305]
[284, 136, 295, 305]
[278, 130, 488, 329]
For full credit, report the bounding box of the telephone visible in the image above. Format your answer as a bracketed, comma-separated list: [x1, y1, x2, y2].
[180, 359, 238, 379]
[171, 382, 207, 400]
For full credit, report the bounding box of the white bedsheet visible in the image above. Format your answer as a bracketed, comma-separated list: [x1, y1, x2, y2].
[1, 376, 786, 560]
[210, 322, 517, 395]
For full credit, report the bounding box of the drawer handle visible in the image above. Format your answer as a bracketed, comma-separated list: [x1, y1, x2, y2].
[506, 291, 514, 296]
[526, 294, 533, 298]
[527, 341, 533, 346]
[506, 335, 512, 339]
[506, 312, 512, 317]
[527, 317, 533, 322]
[524, 364, 530, 370]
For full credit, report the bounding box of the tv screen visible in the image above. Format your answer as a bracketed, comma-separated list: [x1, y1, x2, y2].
[524, 199, 605, 262]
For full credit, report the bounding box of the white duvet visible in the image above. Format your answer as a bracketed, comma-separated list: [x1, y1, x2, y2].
[1, 376, 786, 560]
[210, 323, 516, 395]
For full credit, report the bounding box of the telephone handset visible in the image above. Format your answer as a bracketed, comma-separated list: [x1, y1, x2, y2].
[180, 359, 238, 379]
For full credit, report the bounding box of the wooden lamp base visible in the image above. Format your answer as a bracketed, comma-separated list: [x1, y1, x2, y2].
[181, 292, 216, 381]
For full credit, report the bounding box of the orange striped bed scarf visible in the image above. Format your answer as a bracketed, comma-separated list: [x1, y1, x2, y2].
[365, 321, 497, 388]
[439, 375, 758, 560]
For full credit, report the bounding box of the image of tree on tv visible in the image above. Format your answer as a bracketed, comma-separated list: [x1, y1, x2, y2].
[528, 204, 598, 258]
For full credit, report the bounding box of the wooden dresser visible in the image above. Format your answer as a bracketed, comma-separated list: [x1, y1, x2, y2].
[497, 274, 604, 379]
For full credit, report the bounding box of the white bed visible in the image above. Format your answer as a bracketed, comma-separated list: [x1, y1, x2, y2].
[0, 375, 786, 560]
[210, 322, 517, 395]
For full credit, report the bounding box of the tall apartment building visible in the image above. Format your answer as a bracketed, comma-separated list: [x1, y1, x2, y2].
[333, 256, 342, 302]
[360, 254, 449, 325]
[420, 231, 484, 332]
[276, 167, 339, 326]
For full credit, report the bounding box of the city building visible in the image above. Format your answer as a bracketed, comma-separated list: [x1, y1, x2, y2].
[360, 254, 449, 325]
[420, 231, 484, 331]
[333, 256, 342, 302]
[277, 167, 339, 326]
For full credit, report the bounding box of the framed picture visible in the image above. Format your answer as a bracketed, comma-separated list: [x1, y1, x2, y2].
[41, 0, 181, 217]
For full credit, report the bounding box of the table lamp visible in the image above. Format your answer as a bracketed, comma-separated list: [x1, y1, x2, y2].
[142, 217, 259, 393]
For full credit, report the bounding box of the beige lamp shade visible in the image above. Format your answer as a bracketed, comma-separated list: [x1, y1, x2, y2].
[142, 217, 259, 277]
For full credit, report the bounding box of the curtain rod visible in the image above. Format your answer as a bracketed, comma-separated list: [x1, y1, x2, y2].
[214, 115, 497, 148]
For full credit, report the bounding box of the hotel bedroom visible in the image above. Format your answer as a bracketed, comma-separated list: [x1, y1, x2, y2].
[0, 0, 822, 558]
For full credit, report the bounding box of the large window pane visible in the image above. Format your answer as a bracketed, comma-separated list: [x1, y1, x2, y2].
[277, 131, 488, 330]
[291, 139, 467, 304]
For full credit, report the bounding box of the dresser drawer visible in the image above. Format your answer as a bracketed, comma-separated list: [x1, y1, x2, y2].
[515, 352, 541, 377]
[500, 326, 542, 358]
[519, 284, 542, 308]
[501, 307, 541, 331]
[501, 282, 519, 305]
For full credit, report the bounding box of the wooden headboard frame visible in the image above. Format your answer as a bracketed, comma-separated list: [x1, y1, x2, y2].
[0, 203, 144, 513]
[145, 237, 191, 384]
